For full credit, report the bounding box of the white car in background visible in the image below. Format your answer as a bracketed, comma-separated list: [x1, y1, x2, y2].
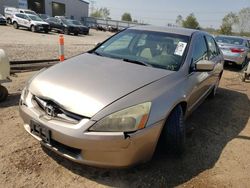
[4, 7, 37, 24]
[12, 13, 50, 33]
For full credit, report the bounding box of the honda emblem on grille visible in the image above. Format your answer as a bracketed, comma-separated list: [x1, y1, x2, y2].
[45, 104, 56, 117]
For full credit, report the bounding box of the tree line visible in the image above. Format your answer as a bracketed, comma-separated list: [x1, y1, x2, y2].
[90, 7, 250, 36]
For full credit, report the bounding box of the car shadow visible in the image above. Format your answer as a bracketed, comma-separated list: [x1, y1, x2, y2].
[42, 87, 250, 187]
[0, 92, 20, 108]
[224, 61, 249, 72]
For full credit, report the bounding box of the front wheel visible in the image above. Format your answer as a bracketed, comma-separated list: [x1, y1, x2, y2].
[64, 28, 69, 35]
[162, 105, 186, 154]
[31, 25, 36, 32]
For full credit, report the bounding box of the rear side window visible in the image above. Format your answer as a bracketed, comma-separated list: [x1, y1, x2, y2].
[205, 35, 219, 59]
[16, 14, 22, 18]
[192, 35, 208, 63]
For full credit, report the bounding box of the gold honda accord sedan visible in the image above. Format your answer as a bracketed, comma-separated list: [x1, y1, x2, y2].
[20, 26, 224, 168]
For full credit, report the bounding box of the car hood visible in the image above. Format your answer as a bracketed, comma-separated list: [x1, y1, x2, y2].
[33, 21, 49, 25]
[29, 53, 173, 117]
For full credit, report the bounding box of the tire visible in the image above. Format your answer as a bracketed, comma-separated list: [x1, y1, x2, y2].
[64, 28, 69, 35]
[239, 57, 248, 70]
[31, 25, 36, 32]
[162, 105, 186, 154]
[74, 32, 78, 36]
[0, 85, 8, 102]
[13, 22, 19, 29]
[44, 29, 49, 34]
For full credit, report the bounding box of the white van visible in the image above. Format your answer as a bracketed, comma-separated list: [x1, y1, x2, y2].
[4, 7, 37, 24]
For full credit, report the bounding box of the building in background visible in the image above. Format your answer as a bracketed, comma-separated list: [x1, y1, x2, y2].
[0, 0, 89, 20]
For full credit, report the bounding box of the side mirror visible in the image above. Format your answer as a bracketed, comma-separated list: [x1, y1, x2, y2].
[195, 60, 215, 72]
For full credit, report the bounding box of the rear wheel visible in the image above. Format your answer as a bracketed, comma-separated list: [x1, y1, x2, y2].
[13, 22, 18, 29]
[74, 32, 78, 36]
[0, 85, 8, 102]
[162, 105, 186, 154]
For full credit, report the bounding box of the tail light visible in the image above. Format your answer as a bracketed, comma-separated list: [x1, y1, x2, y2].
[230, 48, 245, 53]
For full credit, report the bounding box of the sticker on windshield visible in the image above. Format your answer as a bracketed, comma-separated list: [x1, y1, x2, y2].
[174, 42, 187, 56]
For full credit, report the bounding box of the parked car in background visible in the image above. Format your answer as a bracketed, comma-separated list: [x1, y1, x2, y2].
[215, 35, 250, 68]
[0, 14, 7, 25]
[20, 26, 224, 168]
[46, 17, 80, 35]
[4, 7, 37, 24]
[66, 19, 89, 35]
[12, 13, 50, 33]
[39, 14, 50, 21]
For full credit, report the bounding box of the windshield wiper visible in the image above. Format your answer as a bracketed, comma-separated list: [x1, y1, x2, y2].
[90, 51, 102, 56]
[123, 58, 151, 67]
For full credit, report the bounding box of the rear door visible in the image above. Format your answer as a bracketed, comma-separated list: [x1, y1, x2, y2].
[15, 14, 25, 26]
[205, 35, 223, 85]
[22, 14, 31, 28]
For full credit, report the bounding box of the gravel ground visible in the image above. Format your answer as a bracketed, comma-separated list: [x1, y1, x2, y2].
[0, 25, 113, 61]
[0, 25, 250, 187]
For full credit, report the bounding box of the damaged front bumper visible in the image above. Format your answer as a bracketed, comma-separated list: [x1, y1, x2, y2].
[19, 101, 163, 168]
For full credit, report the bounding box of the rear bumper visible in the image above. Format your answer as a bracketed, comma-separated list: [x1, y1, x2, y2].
[222, 53, 246, 65]
[19, 102, 163, 168]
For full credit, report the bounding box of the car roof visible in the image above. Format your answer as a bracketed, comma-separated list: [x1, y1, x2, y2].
[128, 25, 203, 36]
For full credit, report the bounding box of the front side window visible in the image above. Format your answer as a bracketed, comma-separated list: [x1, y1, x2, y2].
[192, 35, 208, 63]
[205, 35, 219, 59]
[94, 29, 190, 71]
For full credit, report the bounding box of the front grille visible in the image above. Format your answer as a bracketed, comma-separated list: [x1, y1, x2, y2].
[33, 96, 88, 123]
[51, 139, 81, 158]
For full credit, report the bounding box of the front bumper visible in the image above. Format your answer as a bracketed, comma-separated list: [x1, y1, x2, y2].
[0, 19, 6, 25]
[19, 102, 163, 168]
[35, 25, 49, 32]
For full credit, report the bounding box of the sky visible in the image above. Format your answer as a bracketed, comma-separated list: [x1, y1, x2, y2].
[91, 0, 250, 29]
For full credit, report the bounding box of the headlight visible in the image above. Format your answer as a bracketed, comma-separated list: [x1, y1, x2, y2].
[89, 102, 151, 132]
[20, 87, 28, 102]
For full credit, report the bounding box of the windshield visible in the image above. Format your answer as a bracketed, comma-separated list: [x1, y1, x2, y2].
[67, 20, 82, 25]
[94, 29, 190, 71]
[28, 15, 43, 22]
[40, 14, 49, 19]
[215, 36, 244, 45]
[61, 19, 71, 25]
[24, 11, 36, 15]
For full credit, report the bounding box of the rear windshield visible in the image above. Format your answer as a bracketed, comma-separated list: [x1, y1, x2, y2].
[215, 36, 244, 45]
[94, 29, 190, 71]
[67, 20, 82, 25]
